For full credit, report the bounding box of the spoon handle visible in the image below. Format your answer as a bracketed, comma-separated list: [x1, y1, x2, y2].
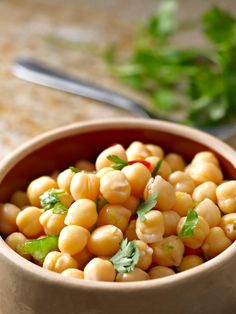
[12, 58, 157, 119]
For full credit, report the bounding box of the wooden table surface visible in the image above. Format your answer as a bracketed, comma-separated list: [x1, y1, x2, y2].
[0, 0, 236, 159]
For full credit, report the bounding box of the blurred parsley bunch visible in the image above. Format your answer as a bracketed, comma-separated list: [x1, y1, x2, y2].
[105, 1, 236, 126]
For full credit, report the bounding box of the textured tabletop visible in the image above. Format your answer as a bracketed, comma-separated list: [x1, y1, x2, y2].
[0, 0, 235, 160]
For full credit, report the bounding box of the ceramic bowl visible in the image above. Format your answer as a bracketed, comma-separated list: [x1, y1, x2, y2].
[0, 119, 236, 314]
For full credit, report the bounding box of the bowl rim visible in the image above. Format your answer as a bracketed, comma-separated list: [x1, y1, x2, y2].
[1, 118, 236, 291]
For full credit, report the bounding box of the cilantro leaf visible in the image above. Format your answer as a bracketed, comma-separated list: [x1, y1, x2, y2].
[110, 239, 140, 273]
[179, 209, 199, 238]
[53, 202, 68, 214]
[18, 236, 58, 264]
[106, 155, 128, 170]
[152, 159, 163, 177]
[69, 166, 81, 173]
[136, 191, 159, 222]
[95, 195, 108, 212]
[40, 189, 68, 214]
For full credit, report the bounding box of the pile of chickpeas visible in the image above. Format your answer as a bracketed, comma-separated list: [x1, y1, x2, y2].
[1, 141, 236, 282]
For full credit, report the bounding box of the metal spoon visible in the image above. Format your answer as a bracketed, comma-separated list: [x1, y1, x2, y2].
[12, 58, 236, 141]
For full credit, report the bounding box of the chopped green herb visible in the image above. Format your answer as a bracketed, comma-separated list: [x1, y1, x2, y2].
[40, 189, 68, 214]
[136, 191, 159, 222]
[52, 202, 68, 214]
[69, 166, 81, 173]
[106, 155, 128, 170]
[110, 239, 140, 273]
[179, 209, 199, 238]
[18, 236, 58, 264]
[152, 159, 163, 177]
[95, 195, 108, 212]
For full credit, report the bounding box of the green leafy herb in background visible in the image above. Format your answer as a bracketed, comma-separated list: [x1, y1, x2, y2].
[179, 209, 199, 238]
[110, 239, 140, 273]
[136, 191, 159, 222]
[18, 236, 59, 264]
[40, 189, 68, 214]
[95, 195, 108, 212]
[105, 0, 236, 126]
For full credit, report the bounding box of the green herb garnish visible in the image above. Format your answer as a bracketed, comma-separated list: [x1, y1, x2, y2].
[152, 159, 163, 177]
[163, 244, 174, 252]
[95, 195, 108, 212]
[106, 1, 236, 127]
[179, 209, 199, 238]
[110, 239, 140, 273]
[106, 155, 128, 170]
[18, 236, 58, 264]
[136, 191, 159, 222]
[69, 166, 81, 173]
[40, 189, 68, 214]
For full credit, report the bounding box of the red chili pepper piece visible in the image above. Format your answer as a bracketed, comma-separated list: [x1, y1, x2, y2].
[128, 160, 151, 169]
[184, 247, 203, 257]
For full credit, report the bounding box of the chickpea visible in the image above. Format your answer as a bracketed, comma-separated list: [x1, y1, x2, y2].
[27, 176, 57, 207]
[189, 162, 223, 185]
[61, 268, 84, 279]
[151, 236, 185, 267]
[121, 195, 140, 214]
[124, 220, 138, 241]
[145, 156, 171, 180]
[184, 164, 192, 176]
[145, 144, 164, 159]
[178, 255, 204, 272]
[75, 160, 95, 172]
[192, 181, 217, 203]
[97, 204, 131, 232]
[162, 211, 180, 236]
[173, 192, 193, 217]
[57, 169, 75, 194]
[136, 210, 164, 243]
[122, 163, 151, 197]
[16, 206, 43, 238]
[191, 151, 219, 167]
[165, 153, 186, 172]
[195, 199, 221, 228]
[116, 268, 149, 282]
[202, 227, 232, 258]
[126, 141, 151, 161]
[216, 181, 236, 214]
[73, 247, 94, 270]
[39, 209, 66, 236]
[58, 225, 90, 255]
[177, 215, 209, 249]
[65, 199, 98, 229]
[70, 172, 100, 201]
[100, 170, 131, 204]
[10, 191, 29, 208]
[43, 251, 78, 273]
[220, 213, 236, 240]
[144, 176, 176, 211]
[96, 167, 113, 179]
[168, 171, 195, 194]
[95, 144, 127, 171]
[148, 266, 175, 279]
[0, 203, 20, 235]
[135, 240, 153, 270]
[87, 225, 123, 256]
[5, 232, 29, 258]
[84, 257, 116, 281]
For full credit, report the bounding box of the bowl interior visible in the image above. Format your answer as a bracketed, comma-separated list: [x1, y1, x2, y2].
[0, 121, 236, 203]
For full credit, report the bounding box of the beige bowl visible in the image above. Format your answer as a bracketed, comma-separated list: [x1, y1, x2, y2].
[0, 119, 236, 314]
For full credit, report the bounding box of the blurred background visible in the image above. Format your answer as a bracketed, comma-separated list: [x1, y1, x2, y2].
[1, 0, 236, 159]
